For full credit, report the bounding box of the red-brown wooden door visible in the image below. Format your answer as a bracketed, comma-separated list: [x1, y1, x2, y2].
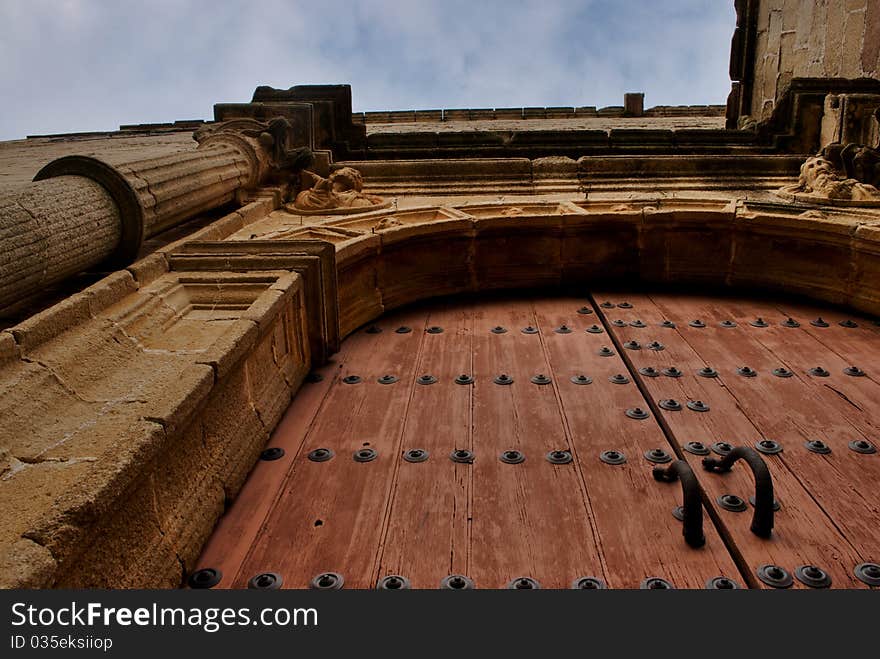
[195, 291, 880, 589]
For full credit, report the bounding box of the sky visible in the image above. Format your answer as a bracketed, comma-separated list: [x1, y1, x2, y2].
[0, 0, 737, 141]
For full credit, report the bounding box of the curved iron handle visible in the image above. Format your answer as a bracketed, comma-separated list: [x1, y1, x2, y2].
[652, 460, 706, 548]
[702, 446, 774, 538]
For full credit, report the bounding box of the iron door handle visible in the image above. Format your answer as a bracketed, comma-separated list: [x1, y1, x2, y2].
[652, 460, 706, 548]
[702, 446, 774, 538]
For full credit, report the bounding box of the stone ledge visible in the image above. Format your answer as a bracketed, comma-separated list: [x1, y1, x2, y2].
[0, 268, 312, 587]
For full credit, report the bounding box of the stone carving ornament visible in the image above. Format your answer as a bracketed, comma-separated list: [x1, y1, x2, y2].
[778, 143, 880, 206]
[289, 167, 388, 214]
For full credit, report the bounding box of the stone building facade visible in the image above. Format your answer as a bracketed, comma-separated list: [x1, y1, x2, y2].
[1, 2, 879, 589]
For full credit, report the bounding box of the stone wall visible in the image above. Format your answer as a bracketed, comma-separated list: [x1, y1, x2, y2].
[750, 0, 880, 121]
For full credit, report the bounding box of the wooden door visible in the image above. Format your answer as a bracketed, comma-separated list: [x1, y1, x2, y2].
[194, 291, 880, 589]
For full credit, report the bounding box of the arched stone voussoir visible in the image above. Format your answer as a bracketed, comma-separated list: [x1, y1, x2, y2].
[323, 197, 880, 337]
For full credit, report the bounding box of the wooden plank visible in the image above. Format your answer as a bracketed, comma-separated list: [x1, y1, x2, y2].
[532, 296, 741, 589]
[228, 307, 428, 589]
[600, 292, 869, 588]
[194, 333, 359, 588]
[374, 302, 472, 588]
[469, 296, 605, 589]
[647, 293, 880, 568]
[734, 295, 880, 436]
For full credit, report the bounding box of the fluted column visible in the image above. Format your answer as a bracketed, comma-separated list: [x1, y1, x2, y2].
[0, 119, 284, 312]
[0, 176, 121, 310]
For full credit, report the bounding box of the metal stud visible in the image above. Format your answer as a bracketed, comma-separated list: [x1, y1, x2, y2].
[844, 365, 866, 377]
[705, 576, 741, 590]
[260, 447, 285, 461]
[756, 565, 792, 588]
[188, 568, 222, 589]
[625, 407, 650, 420]
[647, 341, 665, 351]
[554, 324, 573, 334]
[441, 575, 475, 590]
[662, 366, 683, 378]
[508, 577, 541, 589]
[570, 374, 593, 385]
[342, 375, 362, 384]
[572, 577, 607, 589]
[660, 320, 676, 328]
[853, 563, 880, 587]
[618, 301, 633, 309]
[624, 340, 641, 350]
[395, 326, 412, 334]
[600, 450, 627, 465]
[454, 374, 475, 385]
[521, 326, 539, 335]
[684, 441, 710, 456]
[353, 447, 378, 462]
[808, 366, 830, 377]
[598, 346, 615, 357]
[403, 448, 429, 463]
[611, 319, 627, 327]
[671, 506, 685, 521]
[772, 367, 793, 378]
[500, 450, 525, 464]
[697, 366, 718, 378]
[608, 373, 630, 384]
[750, 317, 769, 327]
[839, 319, 858, 328]
[749, 495, 780, 511]
[810, 317, 830, 328]
[805, 439, 831, 454]
[600, 301, 615, 309]
[493, 373, 514, 385]
[577, 306, 594, 315]
[417, 374, 438, 385]
[450, 449, 474, 464]
[754, 439, 783, 455]
[546, 450, 573, 465]
[248, 572, 283, 590]
[377, 575, 411, 590]
[307, 448, 335, 462]
[490, 325, 508, 334]
[711, 441, 733, 456]
[310, 572, 344, 590]
[426, 326, 444, 334]
[305, 372, 324, 383]
[630, 319, 647, 328]
[717, 494, 748, 512]
[377, 374, 399, 384]
[737, 365, 758, 377]
[640, 577, 674, 590]
[365, 325, 382, 334]
[719, 320, 737, 328]
[781, 317, 800, 328]
[794, 565, 832, 589]
[586, 324, 604, 334]
[848, 439, 877, 455]
[530, 374, 552, 385]
[689, 319, 706, 328]
[644, 448, 672, 464]
[639, 366, 660, 377]
[659, 398, 683, 411]
[687, 400, 710, 413]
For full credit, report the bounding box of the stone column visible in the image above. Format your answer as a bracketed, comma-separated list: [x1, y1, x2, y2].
[0, 119, 286, 312]
[0, 176, 121, 310]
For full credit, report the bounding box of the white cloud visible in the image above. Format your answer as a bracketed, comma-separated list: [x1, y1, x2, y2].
[0, 0, 736, 140]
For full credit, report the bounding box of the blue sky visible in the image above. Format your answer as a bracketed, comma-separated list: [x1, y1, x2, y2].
[0, 1, 736, 140]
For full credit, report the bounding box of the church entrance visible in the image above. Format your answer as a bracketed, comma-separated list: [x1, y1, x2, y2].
[194, 290, 880, 589]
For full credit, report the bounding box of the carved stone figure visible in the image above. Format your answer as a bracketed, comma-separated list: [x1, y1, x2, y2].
[290, 167, 387, 214]
[778, 145, 880, 205]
